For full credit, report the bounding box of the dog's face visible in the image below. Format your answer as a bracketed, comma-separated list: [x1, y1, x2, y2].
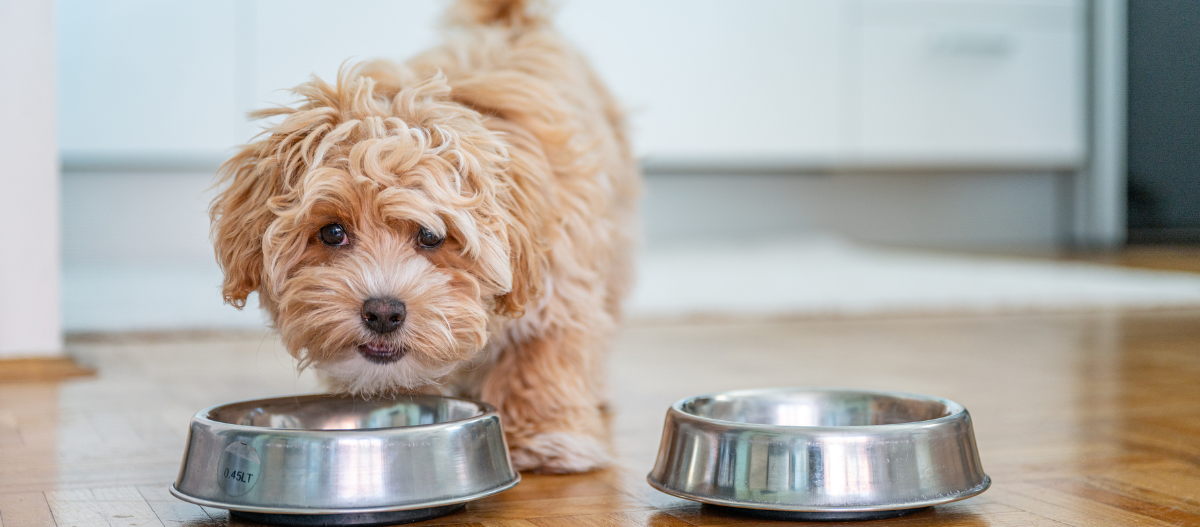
[211, 68, 541, 394]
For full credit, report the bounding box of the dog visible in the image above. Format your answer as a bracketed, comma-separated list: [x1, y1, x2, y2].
[209, 0, 639, 474]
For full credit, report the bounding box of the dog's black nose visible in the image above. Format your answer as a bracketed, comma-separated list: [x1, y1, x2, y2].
[362, 298, 406, 334]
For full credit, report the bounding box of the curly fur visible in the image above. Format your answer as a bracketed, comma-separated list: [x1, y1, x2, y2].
[209, 0, 639, 473]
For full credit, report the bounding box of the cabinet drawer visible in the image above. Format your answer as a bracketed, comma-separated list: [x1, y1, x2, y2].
[855, 0, 1085, 166]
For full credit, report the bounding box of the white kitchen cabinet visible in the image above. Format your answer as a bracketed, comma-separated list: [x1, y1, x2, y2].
[256, 0, 852, 163]
[854, 0, 1086, 166]
[55, 0, 1086, 170]
[559, 0, 849, 162]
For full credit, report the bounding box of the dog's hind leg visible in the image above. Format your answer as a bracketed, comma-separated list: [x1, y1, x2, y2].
[479, 331, 611, 474]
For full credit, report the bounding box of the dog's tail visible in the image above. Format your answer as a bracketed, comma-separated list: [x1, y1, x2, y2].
[447, 0, 551, 30]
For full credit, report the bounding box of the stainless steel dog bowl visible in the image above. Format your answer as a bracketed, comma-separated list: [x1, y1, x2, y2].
[648, 388, 989, 521]
[171, 394, 519, 526]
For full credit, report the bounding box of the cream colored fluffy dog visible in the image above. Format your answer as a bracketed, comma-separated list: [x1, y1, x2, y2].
[209, 0, 638, 473]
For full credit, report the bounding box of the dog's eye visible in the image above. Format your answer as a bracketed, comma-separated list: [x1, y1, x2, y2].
[417, 226, 444, 248]
[318, 223, 348, 246]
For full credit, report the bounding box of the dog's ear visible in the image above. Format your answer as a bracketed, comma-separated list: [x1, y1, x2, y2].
[210, 144, 282, 308]
[486, 124, 552, 319]
[492, 208, 544, 318]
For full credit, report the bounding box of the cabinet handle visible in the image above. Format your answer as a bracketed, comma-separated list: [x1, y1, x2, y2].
[928, 31, 1014, 58]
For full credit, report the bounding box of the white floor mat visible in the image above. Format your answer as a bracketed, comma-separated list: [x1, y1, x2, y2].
[630, 238, 1200, 319]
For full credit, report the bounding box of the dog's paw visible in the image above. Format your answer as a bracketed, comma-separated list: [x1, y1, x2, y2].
[509, 431, 611, 474]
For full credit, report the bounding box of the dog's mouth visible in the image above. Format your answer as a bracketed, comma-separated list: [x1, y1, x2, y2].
[357, 341, 405, 364]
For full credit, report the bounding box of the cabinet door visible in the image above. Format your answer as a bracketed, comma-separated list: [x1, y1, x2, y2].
[57, 0, 240, 154]
[559, 0, 848, 162]
[855, 0, 1085, 166]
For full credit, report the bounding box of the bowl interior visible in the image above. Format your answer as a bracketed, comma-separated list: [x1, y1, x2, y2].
[681, 390, 958, 426]
[206, 395, 484, 430]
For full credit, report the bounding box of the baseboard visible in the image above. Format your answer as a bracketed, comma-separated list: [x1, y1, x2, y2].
[0, 357, 96, 382]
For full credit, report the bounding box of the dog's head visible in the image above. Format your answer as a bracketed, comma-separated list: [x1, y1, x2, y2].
[211, 65, 544, 394]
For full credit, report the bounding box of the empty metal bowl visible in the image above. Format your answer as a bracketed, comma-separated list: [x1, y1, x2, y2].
[648, 388, 989, 521]
[171, 394, 519, 526]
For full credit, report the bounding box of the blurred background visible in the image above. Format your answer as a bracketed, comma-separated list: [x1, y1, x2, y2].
[3, 0, 1200, 356]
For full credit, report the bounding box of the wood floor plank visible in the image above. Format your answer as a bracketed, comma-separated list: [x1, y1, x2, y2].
[1036, 478, 1200, 526]
[134, 485, 220, 527]
[0, 413, 22, 446]
[527, 510, 694, 527]
[445, 520, 543, 527]
[45, 489, 114, 527]
[0, 357, 95, 383]
[402, 472, 657, 524]
[429, 495, 656, 524]
[45, 487, 164, 527]
[91, 487, 164, 527]
[886, 500, 1070, 527]
[601, 465, 693, 512]
[0, 492, 57, 527]
[990, 482, 1188, 527]
[1100, 467, 1200, 515]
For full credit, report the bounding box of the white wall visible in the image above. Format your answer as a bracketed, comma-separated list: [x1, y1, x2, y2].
[0, 0, 62, 356]
[61, 172, 266, 333]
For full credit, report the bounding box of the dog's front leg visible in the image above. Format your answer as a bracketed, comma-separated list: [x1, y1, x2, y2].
[480, 332, 609, 474]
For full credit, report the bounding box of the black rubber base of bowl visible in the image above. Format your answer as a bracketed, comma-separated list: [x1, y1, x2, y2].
[230, 504, 465, 526]
[707, 504, 931, 521]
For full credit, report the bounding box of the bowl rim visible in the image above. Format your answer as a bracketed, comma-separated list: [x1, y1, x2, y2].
[193, 392, 498, 433]
[670, 387, 968, 432]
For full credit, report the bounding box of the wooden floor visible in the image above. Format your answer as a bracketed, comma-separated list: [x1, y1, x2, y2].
[1067, 245, 1200, 275]
[2, 308, 1200, 526]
